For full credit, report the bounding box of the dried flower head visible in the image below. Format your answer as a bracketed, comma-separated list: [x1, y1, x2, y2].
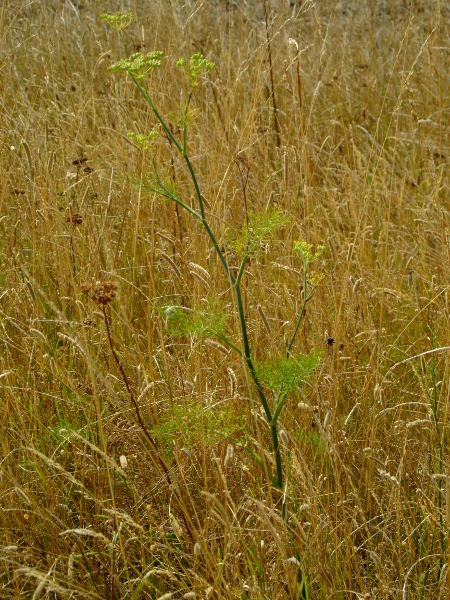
[82, 281, 117, 306]
[72, 157, 88, 166]
[67, 214, 83, 225]
[279, 429, 290, 447]
[288, 38, 299, 52]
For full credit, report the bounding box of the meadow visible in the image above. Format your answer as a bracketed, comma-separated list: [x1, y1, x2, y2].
[1, 0, 450, 597]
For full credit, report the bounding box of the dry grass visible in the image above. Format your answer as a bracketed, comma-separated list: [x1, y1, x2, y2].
[1, 0, 450, 597]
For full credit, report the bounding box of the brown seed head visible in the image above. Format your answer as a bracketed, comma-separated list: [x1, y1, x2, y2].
[73, 157, 88, 166]
[82, 280, 117, 306]
[67, 214, 83, 225]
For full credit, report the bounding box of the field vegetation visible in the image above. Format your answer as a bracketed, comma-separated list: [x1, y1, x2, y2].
[1, 0, 450, 597]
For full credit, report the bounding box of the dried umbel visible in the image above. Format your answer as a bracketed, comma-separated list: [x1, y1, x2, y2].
[66, 214, 83, 225]
[82, 281, 117, 306]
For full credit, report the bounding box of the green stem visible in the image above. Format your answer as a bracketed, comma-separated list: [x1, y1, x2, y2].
[271, 425, 282, 489]
[119, 30, 128, 59]
[236, 254, 249, 287]
[184, 154, 205, 218]
[130, 75, 182, 152]
[213, 332, 243, 357]
[270, 391, 288, 426]
[202, 219, 233, 280]
[149, 159, 202, 219]
[130, 75, 206, 219]
[234, 282, 273, 424]
[182, 93, 192, 155]
[124, 62, 284, 489]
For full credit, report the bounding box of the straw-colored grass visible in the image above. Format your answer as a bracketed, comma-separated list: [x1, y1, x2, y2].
[1, 0, 450, 598]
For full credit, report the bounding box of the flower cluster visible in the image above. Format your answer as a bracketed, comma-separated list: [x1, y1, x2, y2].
[127, 130, 159, 151]
[176, 53, 215, 87]
[101, 12, 133, 32]
[108, 51, 163, 79]
[294, 241, 325, 265]
[82, 281, 118, 306]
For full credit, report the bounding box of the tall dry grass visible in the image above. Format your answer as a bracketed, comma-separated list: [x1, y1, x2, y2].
[1, 0, 450, 597]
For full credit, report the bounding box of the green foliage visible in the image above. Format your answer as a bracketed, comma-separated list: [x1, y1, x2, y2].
[152, 398, 241, 450]
[256, 353, 321, 394]
[176, 53, 215, 88]
[228, 208, 287, 258]
[162, 300, 229, 339]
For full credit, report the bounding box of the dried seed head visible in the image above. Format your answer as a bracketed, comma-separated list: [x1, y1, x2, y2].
[288, 37, 299, 52]
[224, 444, 234, 467]
[82, 281, 117, 306]
[67, 213, 83, 225]
[205, 339, 229, 355]
[15, 487, 32, 505]
[170, 513, 183, 538]
[279, 429, 290, 447]
[258, 304, 271, 335]
[352, 277, 363, 295]
[193, 542, 202, 556]
[72, 157, 88, 166]
[227, 367, 238, 397]
[347, 243, 354, 264]
[378, 469, 400, 486]
[29, 328, 47, 343]
[68, 553, 75, 583]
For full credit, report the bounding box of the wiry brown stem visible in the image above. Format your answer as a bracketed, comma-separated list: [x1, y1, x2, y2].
[101, 306, 195, 539]
[264, 0, 281, 148]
